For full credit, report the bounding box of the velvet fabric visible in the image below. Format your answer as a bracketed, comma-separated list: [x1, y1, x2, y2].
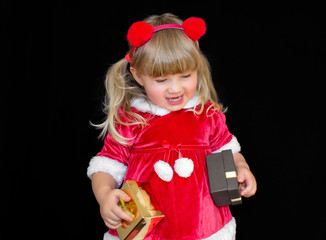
[97, 103, 234, 239]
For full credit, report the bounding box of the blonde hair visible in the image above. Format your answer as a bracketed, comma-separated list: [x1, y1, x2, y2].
[95, 13, 223, 145]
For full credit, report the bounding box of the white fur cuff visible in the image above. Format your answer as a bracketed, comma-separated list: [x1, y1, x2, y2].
[87, 156, 127, 187]
[214, 135, 241, 154]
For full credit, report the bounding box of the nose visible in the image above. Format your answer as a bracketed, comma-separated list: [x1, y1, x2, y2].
[168, 79, 182, 94]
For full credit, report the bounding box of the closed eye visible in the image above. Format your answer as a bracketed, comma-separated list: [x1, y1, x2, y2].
[155, 79, 167, 83]
[181, 74, 191, 78]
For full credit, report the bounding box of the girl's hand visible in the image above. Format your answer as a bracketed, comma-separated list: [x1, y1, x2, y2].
[237, 166, 257, 197]
[233, 153, 257, 198]
[99, 189, 133, 229]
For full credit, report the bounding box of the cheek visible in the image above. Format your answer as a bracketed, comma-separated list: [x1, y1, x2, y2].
[188, 79, 198, 93]
[144, 85, 165, 103]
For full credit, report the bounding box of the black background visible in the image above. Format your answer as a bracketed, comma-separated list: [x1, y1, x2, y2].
[2, 1, 325, 240]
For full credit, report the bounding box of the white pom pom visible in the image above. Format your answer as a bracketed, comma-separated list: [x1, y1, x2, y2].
[174, 158, 194, 178]
[154, 160, 173, 182]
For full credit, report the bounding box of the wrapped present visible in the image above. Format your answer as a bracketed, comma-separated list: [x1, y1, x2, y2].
[117, 180, 164, 240]
[206, 150, 242, 206]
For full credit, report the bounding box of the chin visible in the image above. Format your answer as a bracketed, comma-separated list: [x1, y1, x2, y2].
[166, 104, 185, 112]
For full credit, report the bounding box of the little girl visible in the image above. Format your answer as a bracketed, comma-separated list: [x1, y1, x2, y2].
[87, 13, 257, 240]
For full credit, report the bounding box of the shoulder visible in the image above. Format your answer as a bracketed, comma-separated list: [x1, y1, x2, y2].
[117, 105, 151, 123]
[114, 107, 146, 145]
[204, 102, 226, 118]
[201, 102, 228, 131]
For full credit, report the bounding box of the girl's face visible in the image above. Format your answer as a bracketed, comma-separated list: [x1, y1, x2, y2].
[131, 68, 198, 112]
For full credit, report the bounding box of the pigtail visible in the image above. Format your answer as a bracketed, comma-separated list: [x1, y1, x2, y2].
[93, 58, 147, 145]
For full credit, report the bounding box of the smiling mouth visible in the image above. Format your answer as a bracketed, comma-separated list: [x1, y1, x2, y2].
[166, 95, 184, 104]
[167, 96, 182, 102]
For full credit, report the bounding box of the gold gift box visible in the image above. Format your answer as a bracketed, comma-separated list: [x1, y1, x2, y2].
[117, 180, 165, 240]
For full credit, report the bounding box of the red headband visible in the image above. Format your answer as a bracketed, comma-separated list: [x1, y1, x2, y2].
[125, 17, 206, 63]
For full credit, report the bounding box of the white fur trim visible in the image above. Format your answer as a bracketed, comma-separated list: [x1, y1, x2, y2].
[154, 160, 174, 182]
[87, 156, 127, 188]
[174, 158, 194, 178]
[203, 217, 236, 240]
[103, 232, 119, 240]
[183, 94, 200, 109]
[130, 97, 170, 116]
[130, 94, 199, 116]
[103, 218, 236, 240]
[213, 135, 241, 154]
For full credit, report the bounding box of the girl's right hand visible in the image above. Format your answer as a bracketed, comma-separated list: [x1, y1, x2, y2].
[99, 189, 133, 229]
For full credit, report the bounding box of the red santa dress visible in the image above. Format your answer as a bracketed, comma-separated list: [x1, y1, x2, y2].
[87, 95, 241, 240]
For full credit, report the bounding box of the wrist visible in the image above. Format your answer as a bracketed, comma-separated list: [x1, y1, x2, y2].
[96, 186, 114, 206]
[233, 153, 249, 171]
[235, 163, 250, 172]
[91, 172, 117, 205]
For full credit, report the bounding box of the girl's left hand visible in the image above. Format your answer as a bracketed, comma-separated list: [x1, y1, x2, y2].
[237, 166, 257, 197]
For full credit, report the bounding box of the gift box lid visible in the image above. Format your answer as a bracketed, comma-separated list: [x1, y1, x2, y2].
[206, 150, 242, 206]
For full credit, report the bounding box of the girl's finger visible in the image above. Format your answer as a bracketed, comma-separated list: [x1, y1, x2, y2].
[112, 205, 133, 222]
[105, 216, 121, 226]
[116, 190, 131, 203]
[241, 179, 257, 197]
[104, 220, 122, 230]
[237, 175, 245, 184]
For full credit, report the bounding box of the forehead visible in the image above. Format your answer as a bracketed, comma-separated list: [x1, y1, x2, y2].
[137, 59, 198, 78]
[141, 70, 196, 79]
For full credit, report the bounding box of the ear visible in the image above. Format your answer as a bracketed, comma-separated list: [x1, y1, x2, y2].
[130, 67, 144, 86]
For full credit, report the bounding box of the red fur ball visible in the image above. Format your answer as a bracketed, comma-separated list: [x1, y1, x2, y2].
[127, 22, 154, 47]
[182, 17, 206, 41]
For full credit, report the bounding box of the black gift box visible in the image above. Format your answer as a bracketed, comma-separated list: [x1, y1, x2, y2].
[206, 150, 242, 206]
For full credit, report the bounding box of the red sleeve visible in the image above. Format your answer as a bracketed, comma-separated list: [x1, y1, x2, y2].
[96, 119, 139, 166]
[96, 107, 141, 165]
[209, 110, 233, 152]
[97, 133, 130, 166]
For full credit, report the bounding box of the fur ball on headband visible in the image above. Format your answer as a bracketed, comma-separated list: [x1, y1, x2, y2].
[127, 22, 153, 47]
[182, 17, 206, 41]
